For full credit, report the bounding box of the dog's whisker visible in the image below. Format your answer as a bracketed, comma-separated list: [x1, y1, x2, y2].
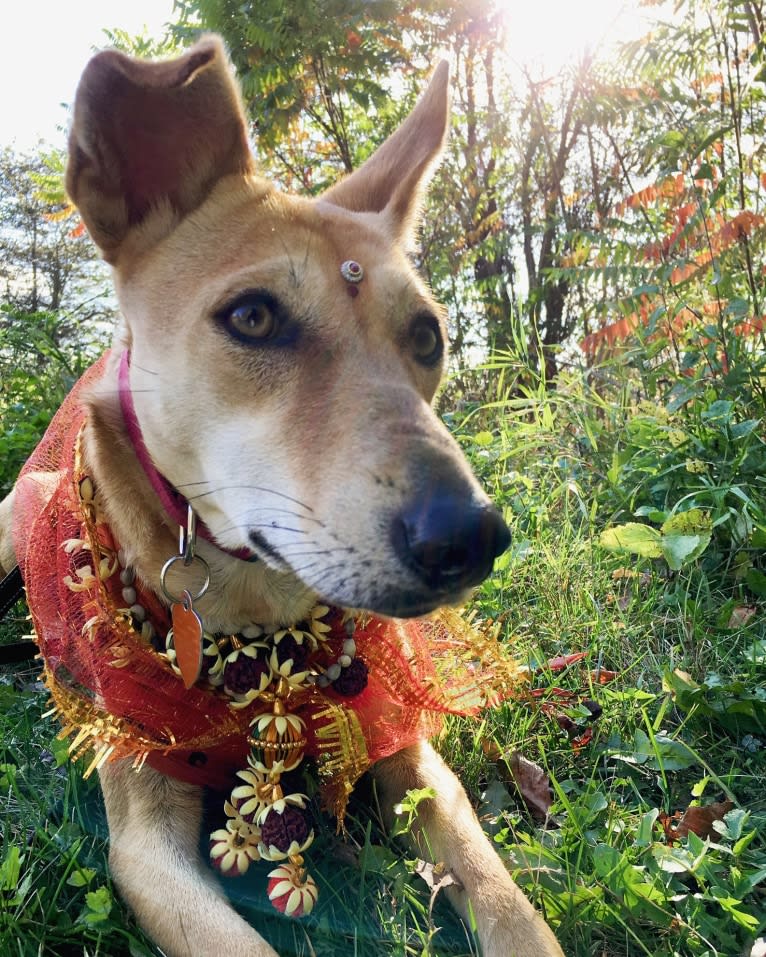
[276, 231, 308, 289]
[181, 484, 315, 514]
[276, 541, 349, 553]
[239, 507, 327, 527]
[130, 362, 160, 376]
[251, 523, 307, 536]
[290, 559, 352, 579]
[91, 387, 159, 399]
[277, 547, 351, 560]
[206, 503, 325, 528]
[210, 515, 314, 545]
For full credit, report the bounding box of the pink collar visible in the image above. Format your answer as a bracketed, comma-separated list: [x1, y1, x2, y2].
[117, 349, 254, 562]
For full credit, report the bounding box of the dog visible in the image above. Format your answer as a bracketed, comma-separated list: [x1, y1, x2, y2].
[0, 37, 564, 957]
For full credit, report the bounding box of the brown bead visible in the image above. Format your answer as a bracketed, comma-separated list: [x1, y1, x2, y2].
[332, 657, 368, 697]
[260, 805, 310, 853]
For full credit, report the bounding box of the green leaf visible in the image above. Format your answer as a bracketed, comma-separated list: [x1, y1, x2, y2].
[661, 509, 712, 537]
[635, 808, 659, 847]
[653, 843, 695, 873]
[715, 808, 748, 841]
[634, 505, 667, 523]
[701, 400, 734, 427]
[709, 886, 759, 931]
[661, 533, 711, 569]
[732, 830, 758, 857]
[745, 567, 766, 597]
[79, 885, 113, 926]
[67, 867, 96, 888]
[0, 845, 22, 892]
[730, 419, 760, 439]
[591, 844, 669, 922]
[691, 776, 710, 798]
[659, 510, 712, 569]
[645, 732, 699, 770]
[599, 523, 663, 558]
[666, 381, 702, 413]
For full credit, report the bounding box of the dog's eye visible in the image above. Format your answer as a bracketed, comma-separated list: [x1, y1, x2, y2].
[410, 314, 444, 366]
[217, 291, 290, 345]
[227, 296, 278, 340]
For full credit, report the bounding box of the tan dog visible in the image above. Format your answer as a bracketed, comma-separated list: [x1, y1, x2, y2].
[0, 38, 564, 957]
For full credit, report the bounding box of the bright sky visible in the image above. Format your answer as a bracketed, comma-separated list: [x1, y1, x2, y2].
[1, 0, 176, 150]
[1, 0, 663, 151]
[502, 0, 660, 77]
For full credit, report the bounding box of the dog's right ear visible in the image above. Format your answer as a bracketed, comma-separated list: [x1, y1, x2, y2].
[66, 37, 253, 263]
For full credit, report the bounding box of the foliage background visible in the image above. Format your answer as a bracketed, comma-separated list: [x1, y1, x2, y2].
[2, 1, 766, 955]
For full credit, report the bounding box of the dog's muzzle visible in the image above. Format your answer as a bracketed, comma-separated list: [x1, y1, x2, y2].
[392, 484, 511, 594]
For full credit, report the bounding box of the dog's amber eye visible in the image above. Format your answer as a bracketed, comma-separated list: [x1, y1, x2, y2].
[228, 298, 278, 340]
[217, 291, 290, 346]
[410, 315, 443, 366]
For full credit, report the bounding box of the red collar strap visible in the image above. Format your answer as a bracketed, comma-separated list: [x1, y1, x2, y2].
[117, 349, 254, 563]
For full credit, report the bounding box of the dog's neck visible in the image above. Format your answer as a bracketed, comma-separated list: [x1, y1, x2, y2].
[84, 351, 317, 633]
[117, 349, 254, 564]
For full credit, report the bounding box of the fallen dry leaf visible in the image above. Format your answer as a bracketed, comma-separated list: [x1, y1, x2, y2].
[543, 652, 588, 672]
[480, 738, 502, 761]
[611, 568, 653, 586]
[414, 860, 463, 917]
[503, 751, 553, 821]
[571, 726, 594, 750]
[727, 605, 757, 629]
[591, 668, 619, 685]
[661, 799, 734, 843]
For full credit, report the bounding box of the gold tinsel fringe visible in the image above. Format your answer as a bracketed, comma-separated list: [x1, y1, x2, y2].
[311, 698, 370, 823]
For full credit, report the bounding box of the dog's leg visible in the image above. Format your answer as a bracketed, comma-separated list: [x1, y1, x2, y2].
[372, 741, 565, 957]
[100, 761, 279, 957]
[0, 490, 16, 577]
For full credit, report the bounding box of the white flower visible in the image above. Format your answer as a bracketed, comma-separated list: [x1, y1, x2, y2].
[209, 815, 262, 876]
[273, 625, 316, 652]
[267, 862, 319, 916]
[230, 767, 272, 820]
[250, 711, 306, 739]
[255, 790, 308, 824]
[62, 538, 88, 555]
[306, 604, 332, 642]
[63, 566, 96, 592]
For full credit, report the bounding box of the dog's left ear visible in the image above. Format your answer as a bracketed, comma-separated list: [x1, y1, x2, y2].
[66, 37, 253, 263]
[321, 61, 450, 239]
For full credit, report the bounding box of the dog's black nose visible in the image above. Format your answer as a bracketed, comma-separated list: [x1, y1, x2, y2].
[392, 489, 511, 592]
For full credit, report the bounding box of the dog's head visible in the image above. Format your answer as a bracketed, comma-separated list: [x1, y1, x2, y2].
[67, 37, 509, 618]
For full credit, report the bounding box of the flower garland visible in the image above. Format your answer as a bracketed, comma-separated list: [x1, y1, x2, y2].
[165, 598, 371, 913]
[61, 455, 379, 914]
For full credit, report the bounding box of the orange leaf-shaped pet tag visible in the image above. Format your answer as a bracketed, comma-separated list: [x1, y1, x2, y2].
[171, 589, 203, 689]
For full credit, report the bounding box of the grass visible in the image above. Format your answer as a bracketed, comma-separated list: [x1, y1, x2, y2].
[1, 370, 766, 956]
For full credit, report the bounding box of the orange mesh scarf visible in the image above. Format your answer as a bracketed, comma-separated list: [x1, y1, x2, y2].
[14, 354, 522, 804]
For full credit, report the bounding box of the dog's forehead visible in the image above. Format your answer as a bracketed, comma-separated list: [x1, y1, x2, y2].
[210, 186, 406, 277]
[116, 177, 439, 329]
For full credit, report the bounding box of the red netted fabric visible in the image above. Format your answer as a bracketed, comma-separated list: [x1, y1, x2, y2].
[13, 355, 522, 803]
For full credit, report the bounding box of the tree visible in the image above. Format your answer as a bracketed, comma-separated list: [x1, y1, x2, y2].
[0, 148, 113, 493]
[574, 0, 766, 404]
[173, 0, 412, 191]
[0, 148, 111, 318]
